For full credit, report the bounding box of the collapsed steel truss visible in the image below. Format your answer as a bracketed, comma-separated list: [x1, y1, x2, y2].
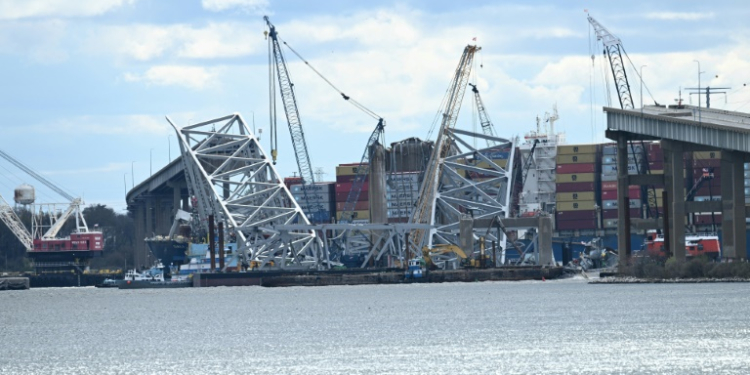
[414, 129, 518, 266]
[167, 114, 325, 269]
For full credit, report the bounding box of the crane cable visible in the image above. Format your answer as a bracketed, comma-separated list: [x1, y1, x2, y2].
[278, 37, 382, 121]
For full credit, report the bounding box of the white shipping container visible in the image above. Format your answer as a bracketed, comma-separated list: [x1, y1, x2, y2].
[602, 199, 641, 209]
[290, 183, 333, 193]
[292, 194, 331, 204]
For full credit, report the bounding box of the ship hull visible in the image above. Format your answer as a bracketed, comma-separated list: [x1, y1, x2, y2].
[145, 240, 189, 266]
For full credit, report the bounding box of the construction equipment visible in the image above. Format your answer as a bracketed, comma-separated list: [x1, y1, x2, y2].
[264, 16, 325, 219]
[338, 119, 385, 223]
[408, 45, 480, 254]
[469, 83, 499, 147]
[0, 149, 102, 274]
[421, 244, 468, 269]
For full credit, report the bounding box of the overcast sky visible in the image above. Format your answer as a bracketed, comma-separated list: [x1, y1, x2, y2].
[0, 0, 747, 213]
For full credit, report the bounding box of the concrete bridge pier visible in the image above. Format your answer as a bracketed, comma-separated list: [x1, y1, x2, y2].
[616, 134, 630, 266]
[720, 151, 747, 260]
[663, 140, 686, 262]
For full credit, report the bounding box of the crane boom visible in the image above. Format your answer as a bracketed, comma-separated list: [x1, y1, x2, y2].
[0, 149, 75, 202]
[0, 193, 33, 251]
[408, 45, 479, 253]
[469, 83, 498, 146]
[264, 16, 323, 215]
[339, 118, 385, 223]
[587, 15, 634, 110]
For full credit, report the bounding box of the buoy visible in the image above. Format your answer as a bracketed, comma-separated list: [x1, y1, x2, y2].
[542, 277, 546, 282]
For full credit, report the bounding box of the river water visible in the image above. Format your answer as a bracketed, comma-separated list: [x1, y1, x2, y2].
[1, 277, 749, 374]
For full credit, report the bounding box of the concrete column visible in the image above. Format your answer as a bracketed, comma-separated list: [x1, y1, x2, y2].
[369, 142, 388, 224]
[134, 204, 146, 268]
[664, 141, 685, 261]
[173, 185, 181, 214]
[616, 135, 630, 266]
[720, 151, 746, 260]
[538, 216, 553, 266]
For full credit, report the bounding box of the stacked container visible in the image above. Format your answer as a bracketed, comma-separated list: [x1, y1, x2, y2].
[555, 144, 599, 231]
[335, 163, 370, 223]
[643, 142, 664, 218]
[691, 151, 721, 227]
[289, 182, 335, 223]
[599, 143, 644, 228]
[386, 171, 420, 223]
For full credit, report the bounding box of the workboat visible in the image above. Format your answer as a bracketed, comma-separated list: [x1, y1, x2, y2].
[118, 263, 192, 289]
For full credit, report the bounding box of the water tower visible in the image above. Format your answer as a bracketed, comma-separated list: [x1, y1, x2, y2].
[14, 183, 35, 205]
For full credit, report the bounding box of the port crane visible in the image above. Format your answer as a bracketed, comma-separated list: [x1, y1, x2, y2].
[408, 45, 480, 254]
[0, 193, 33, 250]
[264, 16, 325, 219]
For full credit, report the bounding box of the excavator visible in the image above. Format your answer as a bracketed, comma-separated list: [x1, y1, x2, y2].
[420, 244, 491, 269]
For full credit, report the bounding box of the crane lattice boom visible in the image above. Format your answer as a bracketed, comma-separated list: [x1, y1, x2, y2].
[0, 193, 33, 251]
[408, 45, 480, 253]
[587, 15, 634, 110]
[265, 16, 323, 215]
[469, 83, 498, 146]
[339, 119, 385, 223]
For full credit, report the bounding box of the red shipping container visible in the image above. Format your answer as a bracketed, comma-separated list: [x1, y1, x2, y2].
[556, 219, 598, 230]
[335, 182, 369, 194]
[694, 213, 722, 225]
[648, 161, 664, 170]
[556, 182, 596, 193]
[601, 181, 616, 190]
[556, 163, 596, 174]
[335, 201, 370, 211]
[556, 209, 596, 220]
[335, 192, 369, 202]
[602, 208, 641, 219]
[601, 187, 641, 200]
[694, 159, 721, 168]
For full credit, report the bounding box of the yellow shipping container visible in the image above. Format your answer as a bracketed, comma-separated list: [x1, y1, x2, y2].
[557, 200, 597, 211]
[336, 165, 368, 176]
[694, 151, 721, 160]
[557, 144, 598, 155]
[556, 173, 596, 183]
[556, 154, 597, 164]
[475, 159, 509, 169]
[556, 192, 595, 202]
[336, 210, 370, 220]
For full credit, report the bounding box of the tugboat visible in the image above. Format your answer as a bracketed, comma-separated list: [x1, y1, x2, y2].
[118, 263, 192, 289]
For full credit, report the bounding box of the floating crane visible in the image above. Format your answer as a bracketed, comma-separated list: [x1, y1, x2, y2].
[0, 149, 102, 274]
[408, 45, 480, 254]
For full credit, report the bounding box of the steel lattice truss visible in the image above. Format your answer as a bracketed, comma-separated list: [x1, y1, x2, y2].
[416, 129, 518, 266]
[167, 114, 324, 270]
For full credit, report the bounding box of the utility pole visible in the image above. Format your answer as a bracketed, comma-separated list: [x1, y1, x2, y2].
[693, 60, 704, 122]
[640, 65, 647, 114]
[685, 86, 731, 109]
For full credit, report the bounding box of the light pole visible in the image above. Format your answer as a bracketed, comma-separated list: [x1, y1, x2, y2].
[694, 60, 704, 122]
[640, 65, 647, 114]
[131, 161, 135, 189]
[150, 148, 153, 176]
[123, 173, 128, 195]
[250, 110, 256, 135]
[167, 134, 173, 162]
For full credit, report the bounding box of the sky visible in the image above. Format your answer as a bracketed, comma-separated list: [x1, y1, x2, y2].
[1, 0, 749, 213]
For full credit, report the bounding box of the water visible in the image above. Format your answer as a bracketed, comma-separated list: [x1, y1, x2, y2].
[1, 278, 749, 374]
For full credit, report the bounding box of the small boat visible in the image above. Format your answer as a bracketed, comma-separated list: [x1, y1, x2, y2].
[118, 263, 192, 289]
[642, 231, 721, 259]
[95, 278, 119, 288]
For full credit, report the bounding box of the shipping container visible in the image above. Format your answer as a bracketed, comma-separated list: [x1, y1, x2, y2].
[555, 181, 596, 193]
[386, 191, 418, 200]
[292, 193, 332, 204]
[557, 200, 597, 211]
[336, 175, 368, 184]
[335, 182, 370, 194]
[387, 208, 412, 218]
[335, 201, 370, 211]
[556, 192, 595, 202]
[556, 163, 596, 174]
[555, 209, 596, 220]
[694, 151, 721, 160]
[336, 210, 370, 220]
[648, 161, 664, 170]
[601, 164, 641, 175]
[556, 173, 596, 183]
[693, 159, 721, 168]
[693, 195, 721, 202]
[602, 199, 642, 209]
[556, 154, 597, 164]
[473, 159, 509, 169]
[558, 144, 599, 155]
[602, 208, 641, 219]
[600, 174, 616, 182]
[602, 143, 643, 155]
[336, 164, 369, 176]
[305, 210, 333, 223]
[601, 187, 642, 200]
[290, 183, 333, 193]
[556, 219, 598, 230]
[335, 192, 369, 202]
[387, 172, 420, 184]
[386, 200, 414, 208]
[602, 219, 619, 228]
[694, 213, 722, 225]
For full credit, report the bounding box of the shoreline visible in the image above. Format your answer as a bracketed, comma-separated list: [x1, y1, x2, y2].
[590, 276, 750, 284]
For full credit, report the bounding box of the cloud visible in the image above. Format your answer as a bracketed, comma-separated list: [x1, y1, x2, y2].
[0, 0, 134, 20]
[123, 65, 222, 89]
[645, 12, 715, 21]
[202, 0, 269, 13]
[88, 22, 261, 61]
